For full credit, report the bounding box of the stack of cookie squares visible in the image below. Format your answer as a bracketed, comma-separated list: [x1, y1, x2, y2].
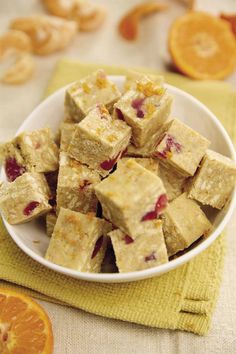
[0, 69, 236, 274]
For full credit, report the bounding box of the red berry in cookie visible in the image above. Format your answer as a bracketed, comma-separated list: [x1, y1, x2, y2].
[5, 157, 26, 182]
[23, 201, 40, 216]
[123, 235, 134, 244]
[155, 134, 182, 159]
[131, 97, 145, 118]
[141, 194, 167, 221]
[145, 251, 156, 262]
[100, 151, 121, 171]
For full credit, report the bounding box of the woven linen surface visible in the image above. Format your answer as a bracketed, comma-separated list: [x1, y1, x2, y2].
[0, 59, 235, 335]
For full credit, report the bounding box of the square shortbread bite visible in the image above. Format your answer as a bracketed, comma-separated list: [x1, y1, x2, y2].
[65, 69, 121, 122]
[56, 152, 101, 214]
[125, 124, 167, 158]
[162, 193, 211, 256]
[0, 140, 27, 181]
[59, 121, 76, 152]
[0, 172, 51, 224]
[16, 128, 59, 173]
[45, 208, 112, 272]
[154, 119, 210, 176]
[109, 219, 168, 272]
[46, 211, 57, 237]
[118, 157, 159, 175]
[68, 105, 131, 177]
[95, 159, 167, 237]
[187, 150, 236, 209]
[158, 164, 185, 201]
[113, 80, 172, 147]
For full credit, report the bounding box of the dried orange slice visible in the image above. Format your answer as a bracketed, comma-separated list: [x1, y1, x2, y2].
[0, 288, 53, 354]
[169, 12, 236, 79]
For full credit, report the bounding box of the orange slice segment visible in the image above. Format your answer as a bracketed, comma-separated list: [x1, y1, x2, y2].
[168, 12, 236, 79]
[0, 288, 53, 354]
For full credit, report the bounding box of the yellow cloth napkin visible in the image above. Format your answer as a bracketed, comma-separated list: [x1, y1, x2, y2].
[1, 59, 235, 336]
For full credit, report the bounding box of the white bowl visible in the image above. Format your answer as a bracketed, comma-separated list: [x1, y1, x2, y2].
[1, 76, 236, 283]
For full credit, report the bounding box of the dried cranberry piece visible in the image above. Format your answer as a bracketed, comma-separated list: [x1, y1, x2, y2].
[167, 135, 181, 153]
[154, 134, 182, 159]
[115, 108, 124, 120]
[155, 151, 166, 159]
[137, 110, 144, 118]
[145, 251, 156, 262]
[79, 179, 91, 190]
[141, 194, 167, 221]
[123, 235, 134, 244]
[91, 236, 104, 259]
[100, 151, 121, 171]
[131, 97, 145, 110]
[141, 210, 157, 222]
[131, 98, 145, 118]
[100, 157, 117, 171]
[5, 157, 26, 182]
[156, 194, 168, 214]
[23, 201, 40, 216]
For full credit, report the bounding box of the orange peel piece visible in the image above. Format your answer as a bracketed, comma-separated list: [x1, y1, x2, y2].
[118, 1, 169, 41]
[0, 287, 53, 353]
[168, 12, 236, 80]
[10, 15, 77, 55]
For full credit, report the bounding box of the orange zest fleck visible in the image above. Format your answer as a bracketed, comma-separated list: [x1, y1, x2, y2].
[137, 81, 165, 97]
[82, 82, 91, 94]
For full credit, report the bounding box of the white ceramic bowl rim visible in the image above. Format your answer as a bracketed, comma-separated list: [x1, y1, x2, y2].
[1, 77, 236, 283]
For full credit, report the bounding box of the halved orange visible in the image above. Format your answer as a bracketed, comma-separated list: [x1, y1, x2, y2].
[169, 12, 236, 79]
[0, 288, 53, 354]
